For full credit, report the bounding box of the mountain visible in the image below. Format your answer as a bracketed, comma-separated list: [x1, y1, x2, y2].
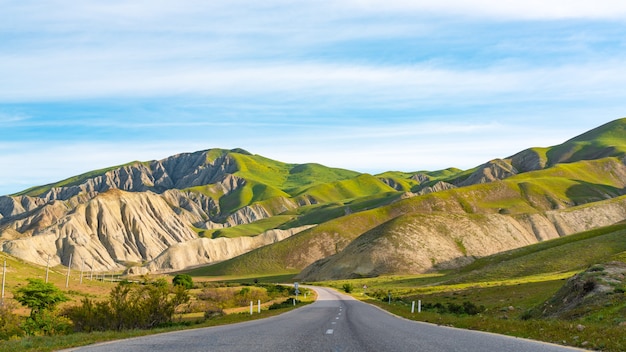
[186, 119, 626, 279]
[0, 148, 363, 272]
[1, 118, 625, 278]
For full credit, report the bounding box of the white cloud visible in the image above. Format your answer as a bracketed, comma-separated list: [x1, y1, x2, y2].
[345, 0, 626, 20]
[2, 58, 626, 110]
[0, 112, 28, 123]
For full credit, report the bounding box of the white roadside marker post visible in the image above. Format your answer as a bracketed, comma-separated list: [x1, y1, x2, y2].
[250, 301, 253, 315]
[411, 301, 415, 313]
[258, 300, 261, 313]
[418, 300, 422, 313]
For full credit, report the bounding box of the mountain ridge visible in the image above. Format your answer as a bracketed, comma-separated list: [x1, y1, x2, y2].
[1, 118, 625, 278]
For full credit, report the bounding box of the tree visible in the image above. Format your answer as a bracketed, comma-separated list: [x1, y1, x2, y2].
[172, 274, 193, 289]
[14, 279, 68, 318]
[14, 278, 69, 335]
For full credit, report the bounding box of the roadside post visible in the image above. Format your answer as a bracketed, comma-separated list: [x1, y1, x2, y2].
[411, 301, 415, 313]
[250, 301, 253, 315]
[294, 282, 300, 306]
[45, 255, 50, 283]
[65, 254, 72, 288]
[1, 260, 5, 306]
[258, 300, 261, 313]
[418, 300, 422, 313]
[80, 258, 84, 284]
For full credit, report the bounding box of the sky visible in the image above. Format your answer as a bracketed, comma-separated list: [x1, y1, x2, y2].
[1, 1, 626, 196]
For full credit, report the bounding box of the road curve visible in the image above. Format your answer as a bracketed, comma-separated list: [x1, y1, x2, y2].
[63, 286, 586, 352]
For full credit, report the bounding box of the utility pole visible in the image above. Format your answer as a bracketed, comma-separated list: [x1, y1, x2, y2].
[1, 260, 6, 306]
[65, 254, 72, 288]
[80, 258, 85, 284]
[45, 255, 50, 283]
[90, 258, 94, 281]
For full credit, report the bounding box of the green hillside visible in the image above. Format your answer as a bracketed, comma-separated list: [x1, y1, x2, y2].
[450, 220, 626, 284]
[546, 118, 626, 166]
[197, 155, 626, 276]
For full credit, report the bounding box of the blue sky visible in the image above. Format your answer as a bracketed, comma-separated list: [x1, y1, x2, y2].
[1, 1, 626, 196]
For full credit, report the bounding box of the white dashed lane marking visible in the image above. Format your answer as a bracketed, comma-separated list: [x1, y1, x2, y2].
[326, 329, 334, 335]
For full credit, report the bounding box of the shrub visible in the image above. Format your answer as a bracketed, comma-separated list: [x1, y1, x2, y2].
[262, 284, 290, 298]
[269, 298, 299, 310]
[21, 309, 71, 336]
[14, 278, 69, 336]
[0, 303, 23, 340]
[66, 279, 190, 332]
[172, 274, 194, 289]
[342, 283, 353, 293]
[462, 301, 485, 315]
[422, 301, 484, 316]
[204, 307, 225, 320]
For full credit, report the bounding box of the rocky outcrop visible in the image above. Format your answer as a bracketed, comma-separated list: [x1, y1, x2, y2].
[37, 150, 239, 203]
[411, 173, 431, 184]
[2, 150, 245, 228]
[508, 148, 547, 172]
[130, 225, 315, 274]
[457, 159, 518, 187]
[0, 186, 311, 272]
[1, 190, 199, 271]
[534, 262, 626, 319]
[0, 195, 50, 222]
[416, 181, 456, 195]
[1, 200, 70, 236]
[379, 178, 405, 191]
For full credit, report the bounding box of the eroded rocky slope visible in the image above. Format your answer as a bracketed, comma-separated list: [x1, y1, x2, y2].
[297, 196, 626, 280]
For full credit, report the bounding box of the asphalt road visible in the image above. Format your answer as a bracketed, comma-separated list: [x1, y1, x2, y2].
[63, 286, 585, 352]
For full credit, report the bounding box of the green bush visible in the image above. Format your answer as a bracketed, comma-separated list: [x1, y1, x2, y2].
[268, 298, 299, 310]
[21, 309, 71, 336]
[14, 278, 69, 336]
[65, 279, 190, 332]
[342, 283, 353, 293]
[14, 279, 68, 318]
[0, 303, 24, 340]
[421, 301, 484, 316]
[172, 274, 194, 289]
[262, 284, 290, 298]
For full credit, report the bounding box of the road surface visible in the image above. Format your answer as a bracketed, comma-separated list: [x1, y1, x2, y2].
[63, 286, 585, 352]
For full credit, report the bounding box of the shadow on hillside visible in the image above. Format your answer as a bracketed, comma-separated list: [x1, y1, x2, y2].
[565, 181, 625, 206]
